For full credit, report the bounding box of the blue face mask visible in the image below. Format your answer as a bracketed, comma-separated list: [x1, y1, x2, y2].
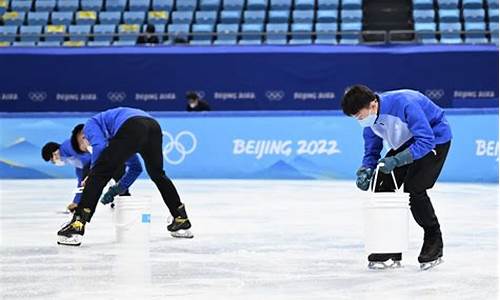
[358, 113, 377, 128]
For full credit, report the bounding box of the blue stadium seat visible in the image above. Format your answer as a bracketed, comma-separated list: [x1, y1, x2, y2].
[57, 0, 79, 11]
[240, 23, 263, 42]
[290, 22, 312, 43]
[293, 10, 314, 23]
[195, 11, 218, 24]
[462, 0, 483, 9]
[294, 0, 314, 10]
[464, 21, 488, 43]
[76, 11, 97, 25]
[28, 12, 50, 25]
[128, 0, 150, 11]
[342, 0, 362, 10]
[439, 22, 462, 43]
[413, 9, 435, 22]
[3, 12, 26, 26]
[190, 39, 212, 45]
[10, 0, 31, 11]
[247, 0, 268, 10]
[491, 29, 499, 44]
[200, 0, 221, 10]
[51, 12, 73, 25]
[44, 25, 66, 41]
[191, 23, 215, 41]
[37, 41, 61, 46]
[341, 9, 362, 22]
[20, 25, 42, 41]
[171, 11, 194, 24]
[93, 24, 116, 41]
[413, 0, 433, 9]
[339, 22, 361, 44]
[490, 21, 499, 30]
[238, 39, 262, 44]
[12, 41, 36, 46]
[414, 22, 438, 43]
[216, 23, 239, 42]
[167, 23, 191, 41]
[81, 0, 103, 11]
[69, 24, 91, 41]
[265, 23, 288, 44]
[118, 24, 140, 41]
[0, 1, 7, 15]
[106, 0, 127, 11]
[223, 0, 244, 10]
[152, 0, 173, 10]
[220, 10, 242, 23]
[123, 11, 145, 24]
[316, 10, 337, 22]
[317, 0, 338, 10]
[489, 9, 499, 22]
[176, 0, 196, 11]
[437, 0, 459, 9]
[99, 12, 122, 25]
[113, 40, 136, 45]
[0, 26, 18, 42]
[270, 0, 291, 10]
[463, 9, 485, 22]
[244, 10, 266, 23]
[268, 10, 290, 23]
[87, 40, 111, 46]
[315, 22, 337, 44]
[439, 9, 460, 22]
[489, 0, 499, 8]
[148, 11, 169, 24]
[36, 0, 57, 11]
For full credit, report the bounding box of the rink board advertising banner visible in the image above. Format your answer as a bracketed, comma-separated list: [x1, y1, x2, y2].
[0, 45, 498, 112]
[0, 109, 497, 182]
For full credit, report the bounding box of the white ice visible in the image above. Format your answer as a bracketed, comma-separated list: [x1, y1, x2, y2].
[0, 179, 498, 300]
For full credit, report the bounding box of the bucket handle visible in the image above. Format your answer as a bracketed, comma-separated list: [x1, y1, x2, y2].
[370, 163, 402, 193]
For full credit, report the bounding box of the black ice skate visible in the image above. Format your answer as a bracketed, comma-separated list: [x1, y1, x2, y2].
[367, 253, 402, 270]
[57, 208, 91, 246]
[418, 230, 443, 270]
[167, 204, 193, 239]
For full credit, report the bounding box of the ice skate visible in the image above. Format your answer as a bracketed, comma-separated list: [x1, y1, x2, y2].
[418, 230, 443, 271]
[167, 204, 193, 239]
[57, 215, 85, 246]
[367, 253, 402, 270]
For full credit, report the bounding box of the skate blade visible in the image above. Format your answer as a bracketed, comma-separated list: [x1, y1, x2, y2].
[170, 229, 194, 239]
[420, 257, 443, 270]
[57, 234, 82, 246]
[368, 260, 402, 270]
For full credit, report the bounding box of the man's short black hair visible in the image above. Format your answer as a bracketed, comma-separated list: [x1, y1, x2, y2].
[71, 123, 85, 154]
[41, 142, 60, 161]
[341, 84, 377, 116]
[186, 91, 199, 101]
[145, 24, 155, 33]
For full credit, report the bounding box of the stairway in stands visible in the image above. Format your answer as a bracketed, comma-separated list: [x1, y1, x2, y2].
[362, 0, 414, 43]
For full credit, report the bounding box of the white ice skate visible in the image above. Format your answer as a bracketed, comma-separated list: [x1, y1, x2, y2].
[57, 234, 82, 246]
[420, 257, 443, 270]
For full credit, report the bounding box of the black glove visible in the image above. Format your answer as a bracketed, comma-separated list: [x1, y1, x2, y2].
[356, 167, 374, 191]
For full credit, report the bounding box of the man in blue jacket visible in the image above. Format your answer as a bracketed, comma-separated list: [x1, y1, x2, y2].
[57, 107, 193, 246]
[341, 85, 452, 270]
[42, 124, 143, 211]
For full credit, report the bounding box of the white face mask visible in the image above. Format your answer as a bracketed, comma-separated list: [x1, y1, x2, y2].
[87, 145, 93, 154]
[358, 113, 377, 128]
[189, 102, 197, 108]
[54, 159, 66, 167]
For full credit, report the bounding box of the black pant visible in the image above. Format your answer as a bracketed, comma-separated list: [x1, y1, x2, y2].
[375, 141, 451, 233]
[81, 164, 127, 191]
[76, 117, 183, 221]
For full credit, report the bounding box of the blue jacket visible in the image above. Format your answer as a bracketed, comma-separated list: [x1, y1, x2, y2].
[362, 89, 452, 169]
[59, 139, 91, 204]
[83, 107, 150, 190]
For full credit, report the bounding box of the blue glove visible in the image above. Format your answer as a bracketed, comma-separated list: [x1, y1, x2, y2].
[356, 167, 374, 191]
[378, 148, 414, 174]
[100, 184, 126, 205]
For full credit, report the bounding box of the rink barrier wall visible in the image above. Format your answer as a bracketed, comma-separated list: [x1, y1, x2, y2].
[0, 45, 498, 112]
[0, 109, 497, 182]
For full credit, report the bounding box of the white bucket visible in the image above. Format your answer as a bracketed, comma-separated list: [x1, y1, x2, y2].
[364, 167, 409, 254]
[113, 196, 151, 244]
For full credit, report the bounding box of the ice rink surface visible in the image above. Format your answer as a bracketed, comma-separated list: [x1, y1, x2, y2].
[0, 179, 498, 300]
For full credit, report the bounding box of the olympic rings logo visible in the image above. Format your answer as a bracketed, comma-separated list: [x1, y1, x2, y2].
[28, 91, 47, 102]
[162, 130, 197, 165]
